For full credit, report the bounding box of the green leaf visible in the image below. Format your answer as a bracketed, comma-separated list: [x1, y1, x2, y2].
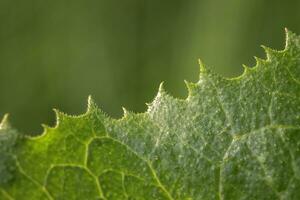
[1, 29, 300, 200]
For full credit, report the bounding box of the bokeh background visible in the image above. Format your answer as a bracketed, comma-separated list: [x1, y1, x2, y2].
[0, 0, 300, 134]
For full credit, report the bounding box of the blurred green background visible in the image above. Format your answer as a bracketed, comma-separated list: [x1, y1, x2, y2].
[0, 0, 300, 134]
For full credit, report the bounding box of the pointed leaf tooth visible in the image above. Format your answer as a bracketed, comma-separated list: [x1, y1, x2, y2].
[196, 61, 225, 86]
[87, 95, 98, 113]
[34, 124, 51, 139]
[184, 80, 197, 98]
[241, 64, 251, 76]
[285, 28, 294, 47]
[53, 108, 67, 126]
[41, 124, 51, 131]
[0, 114, 10, 130]
[157, 82, 168, 98]
[156, 82, 170, 99]
[198, 58, 207, 74]
[157, 81, 172, 100]
[261, 45, 278, 60]
[242, 64, 250, 70]
[147, 82, 170, 113]
[285, 28, 300, 51]
[198, 58, 206, 72]
[254, 56, 265, 65]
[122, 107, 130, 117]
[87, 96, 108, 123]
[158, 82, 166, 94]
[198, 59, 219, 80]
